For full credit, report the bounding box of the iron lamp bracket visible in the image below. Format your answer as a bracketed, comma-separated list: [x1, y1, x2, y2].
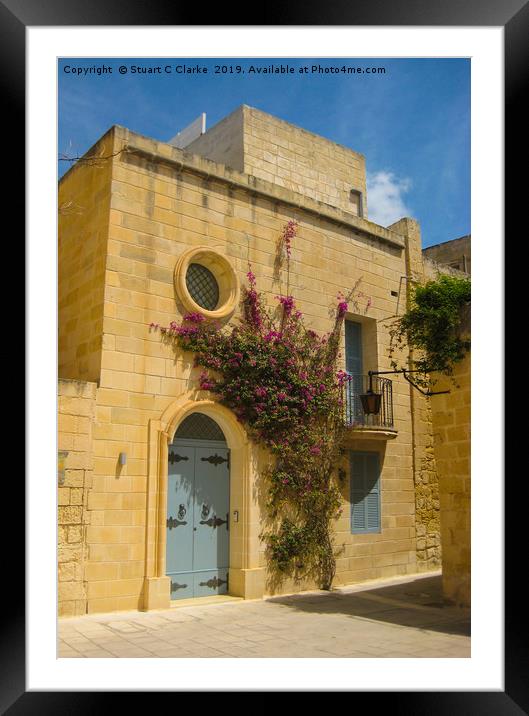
[367, 369, 450, 397]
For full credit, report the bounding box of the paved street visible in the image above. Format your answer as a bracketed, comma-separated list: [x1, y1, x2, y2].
[58, 572, 470, 658]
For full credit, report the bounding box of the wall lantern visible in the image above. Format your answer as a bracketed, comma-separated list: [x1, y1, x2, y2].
[359, 380, 382, 415]
[360, 369, 450, 416]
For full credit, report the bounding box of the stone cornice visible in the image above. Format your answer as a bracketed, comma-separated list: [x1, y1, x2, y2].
[117, 127, 406, 252]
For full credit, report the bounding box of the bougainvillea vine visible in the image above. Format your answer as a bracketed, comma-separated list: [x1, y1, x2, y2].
[151, 222, 353, 590]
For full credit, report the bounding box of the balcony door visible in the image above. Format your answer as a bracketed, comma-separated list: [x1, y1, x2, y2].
[345, 320, 364, 425]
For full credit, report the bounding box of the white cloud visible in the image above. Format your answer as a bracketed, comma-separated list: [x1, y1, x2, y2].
[366, 171, 413, 227]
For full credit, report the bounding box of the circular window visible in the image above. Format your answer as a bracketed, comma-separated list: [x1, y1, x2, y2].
[174, 247, 240, 320]
[185, 263, 220, 311]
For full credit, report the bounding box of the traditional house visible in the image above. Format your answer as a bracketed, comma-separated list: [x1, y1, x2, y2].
[58, 105, 442, 615]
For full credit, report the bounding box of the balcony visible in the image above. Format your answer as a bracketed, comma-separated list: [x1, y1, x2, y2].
[343, 375, 398, 440]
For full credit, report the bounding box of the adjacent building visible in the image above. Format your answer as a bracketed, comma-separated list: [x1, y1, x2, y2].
[58, 105, 444, 616]
[423, 235, 471, 275]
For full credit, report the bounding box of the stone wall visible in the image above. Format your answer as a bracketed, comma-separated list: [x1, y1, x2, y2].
[187, 105, 367, 217]
[184, 107, 245, 172]
[58, 122, 441, 613]
[389, 218, 442, 572]
[58, 129, 114, 382]
[422, 235, 471, 275]
[58, 379, 97, 616]
[430, 312, 471, 606]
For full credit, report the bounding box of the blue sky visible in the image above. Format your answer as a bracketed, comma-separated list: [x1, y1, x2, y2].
[58, 58, 470, 248]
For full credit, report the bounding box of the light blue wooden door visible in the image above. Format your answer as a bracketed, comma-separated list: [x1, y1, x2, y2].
[345, 321, 363, 424]
[192, 447, 230, 597]
[166, 438, 230, 600]
[166, 445, 195, 599]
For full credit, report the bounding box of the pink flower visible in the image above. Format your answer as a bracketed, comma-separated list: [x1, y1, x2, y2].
[282, 220, 297, 259]
[277, 295, 295, 316]
[336, 370, 351, 386]
[244, 287, 263, 329]
[183, 312, 206, 323]
[198, 371, 215, 390]
[247, 269, 256, 287]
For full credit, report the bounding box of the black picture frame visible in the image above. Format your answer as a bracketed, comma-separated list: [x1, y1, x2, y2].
[11, 0, 522, 710]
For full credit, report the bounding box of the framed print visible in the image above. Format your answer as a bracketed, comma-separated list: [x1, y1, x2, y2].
[11, 0, 524, 709]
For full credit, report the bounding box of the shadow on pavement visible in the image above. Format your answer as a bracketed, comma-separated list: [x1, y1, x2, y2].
[266, 575, 471, 637]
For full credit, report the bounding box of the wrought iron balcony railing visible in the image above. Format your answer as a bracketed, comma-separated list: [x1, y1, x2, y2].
[343, 374, 394, 429]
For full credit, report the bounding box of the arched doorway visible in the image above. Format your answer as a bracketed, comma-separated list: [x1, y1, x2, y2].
[166, 412, 230, 600]
[143, 397, 265, 611]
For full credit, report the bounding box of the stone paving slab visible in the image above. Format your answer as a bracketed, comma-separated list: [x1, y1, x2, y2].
[58, 572, 470, 659]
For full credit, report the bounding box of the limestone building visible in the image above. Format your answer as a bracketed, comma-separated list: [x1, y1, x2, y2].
[58, 105, 443, 616]
[423, 235, 471, 275]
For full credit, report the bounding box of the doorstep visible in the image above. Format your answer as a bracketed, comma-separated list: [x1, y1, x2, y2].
[169, 594, 245, 609]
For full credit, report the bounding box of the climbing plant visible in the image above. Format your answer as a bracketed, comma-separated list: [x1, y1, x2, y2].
[150, 221, 358, 590]
[388, 273, 471, 381]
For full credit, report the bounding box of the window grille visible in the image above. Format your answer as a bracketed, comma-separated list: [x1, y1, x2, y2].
[185, 263, 219, 310]
[175, 413, 226, 442]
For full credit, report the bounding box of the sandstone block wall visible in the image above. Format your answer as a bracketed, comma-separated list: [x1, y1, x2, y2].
[422, 235, 471, 275]
[58, 379, 97, 616]
[58, 130, 114, 382]
[389, 218, 442, 572]
[431, 333, 471, 606]
[57, 122, 441, 613]
[187, 105, 367, 217]
[183, 106, 245, 172]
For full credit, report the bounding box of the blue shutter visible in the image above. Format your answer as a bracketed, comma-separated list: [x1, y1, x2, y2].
[351, 453, 366, 531]
[350, 451, 381, 534]
[345, 322, 363, 423]
[345, 321, 363, 375]
[364, 453, 380, 531]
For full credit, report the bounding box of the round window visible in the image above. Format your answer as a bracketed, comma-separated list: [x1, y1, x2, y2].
[185, 263, 220, 311]
[174, 247, 240, 320]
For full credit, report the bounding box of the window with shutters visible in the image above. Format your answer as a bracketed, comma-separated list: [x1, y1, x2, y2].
[343, 317, 380, 427]
[350, 451, 381, 534]
[344, 320, 363, 424]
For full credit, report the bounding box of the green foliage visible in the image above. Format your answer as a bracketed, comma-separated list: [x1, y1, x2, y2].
[389, 273, 471, 378]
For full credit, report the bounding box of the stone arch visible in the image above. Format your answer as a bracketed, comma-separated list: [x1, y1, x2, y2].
[142, 392, 264, 610]
[162, 396, 248, 451]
